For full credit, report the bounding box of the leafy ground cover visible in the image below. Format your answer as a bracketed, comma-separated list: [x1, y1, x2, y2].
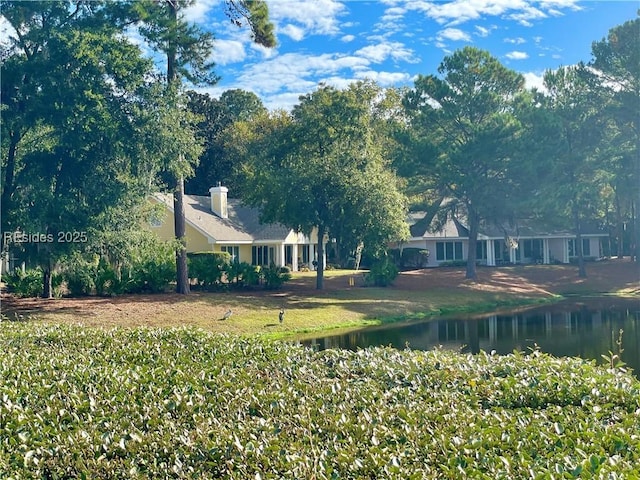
[1, 324, 639, 478]
[1, 260, 637, 338]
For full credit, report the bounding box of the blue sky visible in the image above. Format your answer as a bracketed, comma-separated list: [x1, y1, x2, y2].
[182, 0, 637, 110]
[1, 1, 635, 110]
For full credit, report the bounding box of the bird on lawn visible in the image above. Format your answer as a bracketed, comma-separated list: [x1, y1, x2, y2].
[221, 309, 233, 321]
[279, 309, 285, 324]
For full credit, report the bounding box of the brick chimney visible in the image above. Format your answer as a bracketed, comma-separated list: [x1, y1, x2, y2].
[209, 183, 228, 219]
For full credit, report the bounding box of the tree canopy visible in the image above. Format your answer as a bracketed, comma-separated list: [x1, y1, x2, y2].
[402, 47, 527, 279]
[231, 82, 409, 289]
[0, 0, 163, 296]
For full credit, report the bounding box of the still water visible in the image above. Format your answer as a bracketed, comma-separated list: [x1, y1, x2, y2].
[302, 298, 640, 376]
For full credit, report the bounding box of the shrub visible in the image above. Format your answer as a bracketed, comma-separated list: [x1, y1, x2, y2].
[364, 256, 399, 287]
[61, 252, 97, 296]
[390, 248, 431, 269]
[188, 252, 231, 289]
[124, 236, 176, 293]
[262, 263, 292, 290]
[1, 324, 639, 479]
[94, 258, 124, 296]
[224, 261, 260, 288]
[438, 260, 468, 267]
[3, 268, 62, 298]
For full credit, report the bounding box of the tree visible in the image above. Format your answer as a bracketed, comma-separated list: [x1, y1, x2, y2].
[133, 0, 275, 294]
[538, 65, 608, 277]
[232, 82, 409, 289]
[185, 89, 266, 195]
[403, 47, 527, 280]
[589, 15, 639, 261]
[0, 1, 159, 297]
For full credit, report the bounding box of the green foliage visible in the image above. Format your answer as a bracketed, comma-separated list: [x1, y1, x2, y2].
[224, 261, 260, 288]
[60, 252, 98, 296]
[124, 235, 176, 293]
[403, 47, 528, 280]
[3, 268, 62, 298]
[94, 258, 124, 296]
[232, 82, 409, 289]
[187, 251, 231, 289]
[1, 324, 639, 478]
[364, 256, 399, 286]
[438, 260, 470, 268]
[262, 263, 292, 290]
[186, 89, 266, 194]
[390, 248, 431, 269]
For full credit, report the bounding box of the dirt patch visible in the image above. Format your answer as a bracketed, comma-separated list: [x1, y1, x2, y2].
[1, 259, 637, 326]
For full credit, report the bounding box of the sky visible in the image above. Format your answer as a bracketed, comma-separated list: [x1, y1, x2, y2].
[182, 0, 637, 110]
[0, 1, 636, 111]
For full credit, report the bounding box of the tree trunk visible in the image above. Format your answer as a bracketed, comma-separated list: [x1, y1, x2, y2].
[632, 199, 639, 263]
[615, 191, 623, 259]
[316, 225, 325, 290]
[42, 266, 53, 299]
[574, 209, 587, 278]
[174, 177, 190, 294]
[1, 131, 20, 247]
[465, 206, 478, 280]
[167, 1, 190, 294]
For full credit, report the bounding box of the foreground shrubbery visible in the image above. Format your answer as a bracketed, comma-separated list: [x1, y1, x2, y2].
[1, 324, 639, 479]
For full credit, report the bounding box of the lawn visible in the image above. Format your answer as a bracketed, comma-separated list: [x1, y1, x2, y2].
[1, 259, 638, 338]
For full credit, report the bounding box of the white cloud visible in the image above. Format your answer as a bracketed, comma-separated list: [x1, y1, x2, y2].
[507, 6, 547, 26]
[355, 41, 417, 63]
[268, 0, 347, 36]
[319, 76, 357, 90]
[523, 72, 546, 92]
[505, 51, 529, 60]
[341, 34, 355, 42]
[183, 0, 221, 23]
[0, 15, 17, 47]
[210, 39, 246, 65]
[280, 24, 305, 41]
[354, 70, 411, 86]
[504, 37, 526, 44]
[234, 52, 368, 95]
[437, 28, 471, 42]
[474, 26, 490, 37]
[380, 0, 581, 28]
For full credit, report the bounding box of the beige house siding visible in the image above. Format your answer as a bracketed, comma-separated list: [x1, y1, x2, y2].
[148, 192, 322, 271]
[149, 204, 212, 252]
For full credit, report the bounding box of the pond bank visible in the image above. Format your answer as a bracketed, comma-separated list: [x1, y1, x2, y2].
[1, 260, 637, 338]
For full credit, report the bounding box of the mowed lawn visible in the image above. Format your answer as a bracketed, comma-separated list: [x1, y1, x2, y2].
[2, 260, 638, 338]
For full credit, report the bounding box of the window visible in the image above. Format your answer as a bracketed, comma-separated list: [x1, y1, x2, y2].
[476, 241, 487, 260]
[221, 246, 239, 263]
[301, 245, 310, 264]
[436, 241, 463, 261]
[568, 238, 590, 257]
[252, 245, 275, 266]
[523, 239, 543, 259]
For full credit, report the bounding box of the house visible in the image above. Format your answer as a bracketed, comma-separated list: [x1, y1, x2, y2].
[149, 185, 321, 271]
[392, 213, 607, 268]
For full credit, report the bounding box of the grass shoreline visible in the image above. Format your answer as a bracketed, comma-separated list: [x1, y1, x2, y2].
[1, 261, 637, 339]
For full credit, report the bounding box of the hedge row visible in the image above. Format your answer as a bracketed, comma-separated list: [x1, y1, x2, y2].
[1, 324, 638, 478]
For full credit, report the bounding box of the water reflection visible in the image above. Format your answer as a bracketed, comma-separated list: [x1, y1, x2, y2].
[302, 299, 640, 376]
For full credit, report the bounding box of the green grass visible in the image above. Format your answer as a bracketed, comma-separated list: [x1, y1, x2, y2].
[4, 263, 636, 339]
[1, 324, 639, 478]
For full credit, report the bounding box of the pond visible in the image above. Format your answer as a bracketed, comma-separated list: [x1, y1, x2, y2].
[301, 298, 640, 376]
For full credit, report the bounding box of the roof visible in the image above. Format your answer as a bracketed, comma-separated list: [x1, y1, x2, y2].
[152, 193, 293, 243]
[409, 212, 607, 240]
